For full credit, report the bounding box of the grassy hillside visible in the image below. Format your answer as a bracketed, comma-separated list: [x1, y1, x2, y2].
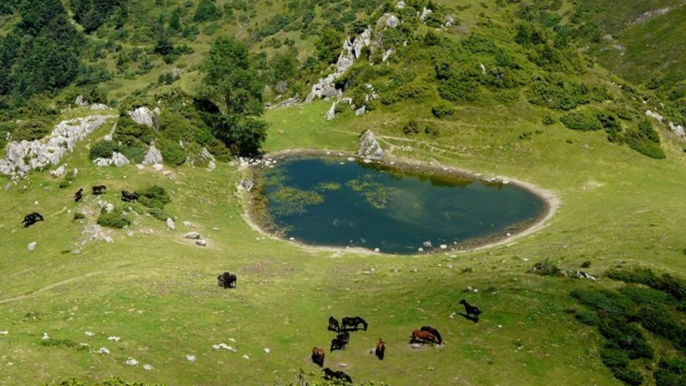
[2, 0, 686, 385]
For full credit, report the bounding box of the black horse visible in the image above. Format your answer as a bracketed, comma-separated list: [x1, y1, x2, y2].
[92, 185, 106, 195]
[330, 331, 350, 352]
[74, 188, 83, 202]
[217, 272, 237, 288]
[459, 299, 482, 322]
[420, 326, 443, 345]
[322, 368, 353, 384]
[327, 316, 340, 332]
[341, 316, 368, 331]
[121, 190, 138, 202]
[22, 212, 44, 228]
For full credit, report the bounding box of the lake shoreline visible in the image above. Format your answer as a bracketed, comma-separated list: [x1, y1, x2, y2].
[242, 149, 560, 256]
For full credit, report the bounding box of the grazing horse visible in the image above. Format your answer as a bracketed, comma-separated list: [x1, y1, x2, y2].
[411, 330, 438, 344]
[459, 299, 482, 322]
[311, 347, 325, 367]
[330, 331, 350, 352]
[121, 190, 138, 202]
[22, 212, 44, 228]
[375, 338, 386, 360]
[341, 316, 368, 331]
[217, 272, 237, 289]
[420, 326, 443, 345]
[322, 368, 353, 384]
[74, 188, 83, 202]
[328, 316, 341, 332]
[92, 185, 107, 195]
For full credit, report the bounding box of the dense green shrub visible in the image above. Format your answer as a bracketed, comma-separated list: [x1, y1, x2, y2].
[136, 185, 171, 209]
[612, 367, 643, 386]
[432, 104, 455, 118]
[560, 110, 602, 131]
[148, 207, 171, 222]
[158, 139, 186, 166]
[194, 0, 222, 22]
[73, 212, 85, 220]
[655, 358, 686, 386]
[97, 212, 130, 229]
[402, 120, 420, 135]
[601, 347, 630, 369]
[89, 140, 120, 160]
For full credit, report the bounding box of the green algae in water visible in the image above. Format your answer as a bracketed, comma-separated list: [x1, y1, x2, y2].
[259, 157, 547, 255]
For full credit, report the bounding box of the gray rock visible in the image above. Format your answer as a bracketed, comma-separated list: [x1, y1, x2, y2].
[385, 14, 400, 28]
[104, 236, 114, 244]
[152, 164, 164, 171]
[166, 218, 175, 230]
[396, 0, 405, 9]
[28, 242, 36, 251]
[669, 121, 685, 138]
[112, 152, 129, 167]
[105, 203, 114, 213]
[207, 161, 216, 171]
[90, 103, 108, 111]
[420, 7, 433, 22]
[143, 145, 163, 165]
[355, 106, 366, 116]
[382, 49, 394, 62]
[0, 115, 112, 178]
[50, 165, 66, 177]
[183, 232, 201, 240]
[75, 95, 88, 107]
[326, 102, 337, 121]
[128, 107, 157, 128]
[411, 343, 422, 349]
[196, 240, 207, 247]
[645, 110, 664, 122]
[445, 15, 456, 27]
[93, 158, 112, 167]
[182, 221, 193, 227]
[357, 130, 384, 160]
[239, 180, 254, 192]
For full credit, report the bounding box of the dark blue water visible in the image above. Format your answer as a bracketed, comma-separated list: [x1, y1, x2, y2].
[260, 158, 546, 255]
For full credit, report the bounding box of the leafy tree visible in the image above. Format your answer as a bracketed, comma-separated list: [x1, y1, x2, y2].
[199, 37, 267, 157]
[193, 0, 222, 22]
[315, 28, 344, 64]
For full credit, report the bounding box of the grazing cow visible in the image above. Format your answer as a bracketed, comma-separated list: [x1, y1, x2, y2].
[420, 326, 443, 345]
[375, 338, 386, 360]
[92, 185, 107, 195]
[459, 299, 482, 322]
[311, 347, 325, 367]
[328, 316, 341, 332]
[121, 190, 138, 202]
[22, 212, 44, 228]
[322, 368, 353, 384]
[217, 272, 237, 289]
[74, 188, 83, 202]
[330, 331, 350, 352]
[341, 316, 368, 331]
[411, 330, 438, 344]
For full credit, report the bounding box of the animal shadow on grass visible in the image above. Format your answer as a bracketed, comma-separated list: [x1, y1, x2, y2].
[458, 312, 479, 323]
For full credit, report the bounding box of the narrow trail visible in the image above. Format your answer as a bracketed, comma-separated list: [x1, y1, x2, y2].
[0, 271, 105, 305]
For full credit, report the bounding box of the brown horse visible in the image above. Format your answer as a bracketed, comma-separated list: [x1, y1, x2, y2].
[375, 338, 385, 360]
[411, 330, 438, 344]
[311, 347, 325, 367]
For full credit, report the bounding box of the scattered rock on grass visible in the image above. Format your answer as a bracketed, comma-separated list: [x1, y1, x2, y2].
[27, 242, 36, 252]
[125, 358, 138, 366]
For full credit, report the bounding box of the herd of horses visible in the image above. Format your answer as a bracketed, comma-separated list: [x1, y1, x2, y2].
[308, 301, 480, 384]
[21, 185, 142, 229]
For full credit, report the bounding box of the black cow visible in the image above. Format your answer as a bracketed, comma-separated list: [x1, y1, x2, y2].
[330, 331, 350, 352]
[459, 299, 482, 322]
[341, 316, 368, 331]
[322, 368, 353, 384]
[328, 316, 340, 332]
[421, 326, 443, 345]
[74, 188, 83, 202]
[22, 212, 44, 228]
[92, 185, 107, 195]
[217, 272, 237, 289]
[121, 190, 138, 202]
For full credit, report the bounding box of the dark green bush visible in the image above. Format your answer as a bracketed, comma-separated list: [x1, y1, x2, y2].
[655, 358, 686, 386]
[402, 120, 420, 135]
[194, 0, 222, 22]
[432, 104, 455, 118]
[601, 347, 630, 368]
[581, 260, 591, 268]
[542, 115, 555, 125]
[136, 185, 171, 209]
[73, 212, 85, 220]
[158, 138, 186, 166]
[574, 310, 600, 326]
[148, 208, 171, 222]
[97, 212, 131, 229]
[560, 110, 602, 131]
[612, 367, 643, 386]
[89, 140, 120, 160]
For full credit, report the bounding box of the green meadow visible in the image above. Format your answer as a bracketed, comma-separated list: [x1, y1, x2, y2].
[1, 99, 685, 386]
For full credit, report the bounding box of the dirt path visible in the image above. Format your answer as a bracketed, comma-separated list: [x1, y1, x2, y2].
[0, 271, 104, 305]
